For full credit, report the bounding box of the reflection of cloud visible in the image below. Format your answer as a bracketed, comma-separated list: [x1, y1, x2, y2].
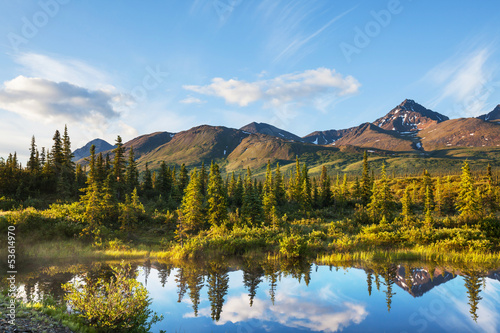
[432, 279, 500, 333]
[190, 293, 367, 332]
[184, 68, 360, 108]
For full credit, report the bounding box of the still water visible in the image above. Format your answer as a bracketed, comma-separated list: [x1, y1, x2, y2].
[12, 259, 500, 332]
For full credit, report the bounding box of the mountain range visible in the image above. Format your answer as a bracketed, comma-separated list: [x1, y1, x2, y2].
[74, 99, 500, 174]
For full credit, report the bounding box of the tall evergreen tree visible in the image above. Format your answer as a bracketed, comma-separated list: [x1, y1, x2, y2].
[457, 161, 480, 222]
[158, 161, 173, 199]
[274, 163, 286, 206]
[300, 164, 312, 210]
[112, 135, 126, 200]
[207, 162, 227, 228]
[178, 168, 205, 237]
[401, 186, 412, 226]
[125, 147, 139, 193]
[319, 165, 332, 207]
[142, 162, 154, 197]
[361, 151, 372, 204]
[27, 136, 40, 173]
[262, 160, 276, 222]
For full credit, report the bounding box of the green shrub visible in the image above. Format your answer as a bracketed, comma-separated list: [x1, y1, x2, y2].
[62, 262, 162, 332]
[480, 216, 500, 238]
[279, 234, 306, 258]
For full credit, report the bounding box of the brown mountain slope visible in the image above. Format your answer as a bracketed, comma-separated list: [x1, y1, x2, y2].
[333, 123, 417, 151]
[302, 127, 357, 145]
[240, 122, 303, 141]
[138, 125, 249, 169]
[226, 133, 338, 171]
[419, 118, 500, 150]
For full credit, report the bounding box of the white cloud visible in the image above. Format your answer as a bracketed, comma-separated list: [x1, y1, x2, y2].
[14, 53, 113, 91]
[179, 96, 206, 104]
[183, 67, 360, 109]
[424, 47, 498, 117]
[0, 76, 121, 125]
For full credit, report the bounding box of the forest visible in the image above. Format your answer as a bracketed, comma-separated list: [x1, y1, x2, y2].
[1, 127, 500, 263]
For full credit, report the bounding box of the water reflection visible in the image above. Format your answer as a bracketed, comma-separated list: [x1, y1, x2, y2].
[3, 259, 499, 332]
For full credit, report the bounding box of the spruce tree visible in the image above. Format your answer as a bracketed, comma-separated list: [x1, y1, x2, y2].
[293, 157, 303, 202]
[262, 161, 276, 223]
[142, 162, 154, 198]
[112, 135, 126, 200]
[274, 163, 285, 206]
[27, 136, 40, 173]
[457, 161, 480, 222]
[207, 162, 227, 227]
[300, 164, 312, 210]
[319, 165, 332, 207]
[51, 130, 64, 176]
[361, 151, 371, 205]
[424, 186, 433, 227]
[125, 147, 139, 193]
[199, 162, 208, 196]
[179, 168, 205, 235]
[178, 164, 189, 193]
[158, 161, 173, 199]
[401, 186, 412, 226]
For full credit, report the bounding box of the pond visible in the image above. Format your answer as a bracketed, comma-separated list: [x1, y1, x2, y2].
[7, 258, 500, 332]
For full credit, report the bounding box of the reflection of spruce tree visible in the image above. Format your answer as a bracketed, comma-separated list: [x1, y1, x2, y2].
[207, 261, 229, 321]
[186, 266, 205, 317]
[157, 263, 173, 288]
[143, 259, 151, 287]
[175, 268, 187, 303]
[365, 270, 373, 296]
[383, 265, 397, 312]
[242, 260, 264, 307]
[263, 260, 280, 305]
[464, 270, 484, 322]
[374, 272, 381, 292]
[403, 264, 415, 296]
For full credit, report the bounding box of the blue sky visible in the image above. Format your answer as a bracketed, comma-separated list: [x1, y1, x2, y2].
[1, 0, 500, 161]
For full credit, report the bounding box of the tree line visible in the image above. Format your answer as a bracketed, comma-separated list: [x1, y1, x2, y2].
[1, 128, 499, 240]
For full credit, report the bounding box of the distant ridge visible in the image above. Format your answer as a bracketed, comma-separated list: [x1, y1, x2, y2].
[240, 122, 303, 142]
[478, 104, 500, 122]
[71, 98, 500, 172]
[73, 139, 114, 161]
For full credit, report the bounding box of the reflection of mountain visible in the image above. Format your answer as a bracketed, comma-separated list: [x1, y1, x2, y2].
[394, 266, 456, 297]
[487, 270, 500, 281]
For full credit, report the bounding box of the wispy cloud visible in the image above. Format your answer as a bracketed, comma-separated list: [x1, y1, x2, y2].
[423, 47, 498, 117]
[273, 6, 357, 64]
[183, 67, 360, 109]
[179, 96, 206, 104]
[14, 53, 113, 91]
